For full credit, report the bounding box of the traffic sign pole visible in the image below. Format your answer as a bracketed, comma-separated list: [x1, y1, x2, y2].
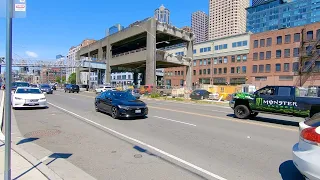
[4, 0, 13, 179]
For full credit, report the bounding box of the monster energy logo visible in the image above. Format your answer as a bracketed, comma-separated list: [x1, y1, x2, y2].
[256, 98, 264, 106]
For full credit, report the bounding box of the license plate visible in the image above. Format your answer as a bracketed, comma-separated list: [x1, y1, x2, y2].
[28, 103, 35, 106]
[135, 109, 141, 114]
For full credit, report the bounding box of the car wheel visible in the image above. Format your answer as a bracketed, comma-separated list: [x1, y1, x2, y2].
[95, 103, 99, 112]
[234, 105, 250, 119]
[111, 106, 119, 119]
[77, 91, 79, 93]
[64, 90, 66, 93]
[249, 112, 259, 118]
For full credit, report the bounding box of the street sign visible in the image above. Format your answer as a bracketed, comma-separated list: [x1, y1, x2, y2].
[0, 0, 26, 18]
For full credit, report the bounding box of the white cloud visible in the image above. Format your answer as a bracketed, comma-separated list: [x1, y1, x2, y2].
[25, 51, 38, 58]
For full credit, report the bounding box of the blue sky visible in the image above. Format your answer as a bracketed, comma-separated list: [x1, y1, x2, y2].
[0, 0, 213, 60]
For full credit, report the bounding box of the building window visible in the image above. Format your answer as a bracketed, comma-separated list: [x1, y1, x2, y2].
[255, 77, 268, 81]
[260, 39, 265, 47]
[307, 31, 313, 40]
[294, 33, 300, 42]
[207, 69, 211, 75]
[242, 55, 247, 61]
[306, 46, 313, 56]
[254, 40, 258, 48]
[231, 56, 235, 62]
[277, 36, 282, 44]
[219, 57, 223, 64]
[293, 62, 299, 72]
[259, 65, 264, 73]
[199, 60, 203, 65]
[232, 42, 236, 48]
[193, 49, 196, 54]
[203, 59, 207, 65]
[293, 48, 299, 57]
[175, 71, 177, 76]
[208, 59, 211, 65]
[193, 70, 196, 75]
[284, 49, 290, 58]
[266, 51, 271, 59]
[237, 55, 241, 62]
[253, 65, 257, 73]
[193, 60, 196, 66]
[242, 66, 246, 73]
[199, 69, 202, 75]
[218, 68, 222, 74]
[203, 69, 206, 74]
[253, 53, 258, 60]
[122, 75, 126, 79]
[266, 38, 272, 46]
[266, 64, 271, 72]
[259, 52, 265, 60]
[214, 68, 217, 74]
[181, 71, 184, 76]
[214, 58, 218, 64]
[224, 57, 228, 63]
[243, 40, 248, 46]
[317, 29, 320, 40]
[236, 67, 241, 74]
[128, 75, 131, 79]
[231, 67, 235, 73]
[276, 50, 281, 58]
[284, 63, 290, 72]
[279, 76, 293, 81]
[285, 34, 291, 43]
[276, 64, 281, 72]
[224, 67, 227, 74]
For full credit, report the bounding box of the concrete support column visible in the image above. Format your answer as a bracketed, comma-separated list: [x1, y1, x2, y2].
[105, 45, 111, 84]
[186, 41, 193, 90]
[76, 67, 80, 84]
[98, 45, 103, 61]
[145, 18, 156, 86]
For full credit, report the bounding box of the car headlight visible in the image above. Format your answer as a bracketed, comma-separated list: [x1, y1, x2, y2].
[15, 97, 22, 100]
[40, 98, 46, 100]
[118, 105, 130, 110]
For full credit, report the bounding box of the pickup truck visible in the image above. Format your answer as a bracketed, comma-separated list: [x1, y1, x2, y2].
[229, 86, 320, 119]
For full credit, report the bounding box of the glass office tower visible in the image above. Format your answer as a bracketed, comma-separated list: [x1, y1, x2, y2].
[247, 0, 320, 33]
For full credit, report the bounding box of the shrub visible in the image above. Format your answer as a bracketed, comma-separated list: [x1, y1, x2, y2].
[150, 92, 160, 98]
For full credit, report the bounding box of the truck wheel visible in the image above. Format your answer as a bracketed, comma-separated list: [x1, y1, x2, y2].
[249, 112, 259, 118]
[234, 105, 250, 119]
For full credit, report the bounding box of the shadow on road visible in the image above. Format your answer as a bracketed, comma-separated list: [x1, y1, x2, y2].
[13, 107, 49, 111]
[279, 160, 304, 180]
[16, 137, 39, 145]
[227, 114, 299, 127]
[132, 145, 209, 180]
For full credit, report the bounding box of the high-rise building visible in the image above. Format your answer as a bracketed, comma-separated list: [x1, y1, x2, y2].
[192, 11, 209, 43]
[209, 0, 249, 39]
[106, 24, 124, 36]
[154, 5, 170, 24]
[246, 0, 320, 34]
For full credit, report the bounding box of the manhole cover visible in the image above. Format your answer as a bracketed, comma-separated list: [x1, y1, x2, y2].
[24, 129, 61, 138]
[134, 154, 142, 158]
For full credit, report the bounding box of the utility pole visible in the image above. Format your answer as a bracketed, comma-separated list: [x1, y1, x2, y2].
[4, 0, 13, 179]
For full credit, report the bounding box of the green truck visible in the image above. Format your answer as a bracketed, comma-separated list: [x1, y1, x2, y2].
[229, 86, 320, 119]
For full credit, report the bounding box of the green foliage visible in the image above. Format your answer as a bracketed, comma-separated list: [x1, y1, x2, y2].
[68, 73, 76, 84]
[150, 92, 160, 98]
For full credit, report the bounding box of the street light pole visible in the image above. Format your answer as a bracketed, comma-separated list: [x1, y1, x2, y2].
[5, 0, 13, 179]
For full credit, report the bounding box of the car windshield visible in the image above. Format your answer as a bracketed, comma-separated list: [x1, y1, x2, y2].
[112, 92, 136, 100]
[16, 88, 41, 94]
[12, 82, 29, 87]
[40, 85, 50, 88]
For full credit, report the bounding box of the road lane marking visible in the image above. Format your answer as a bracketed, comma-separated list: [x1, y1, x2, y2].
[55, 92, 298, 132]
[47, 102, 227, 180]
[153, 116, 197, 127]
[211, 109, 232, 113]
[148, 106, 298, 132]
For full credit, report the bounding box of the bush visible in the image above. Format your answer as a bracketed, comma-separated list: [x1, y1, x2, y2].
[150, 92, 160, 98]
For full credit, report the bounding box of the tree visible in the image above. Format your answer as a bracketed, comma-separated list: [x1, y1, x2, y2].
[68, 73, 76, 84]
[56, 76, 61, 83]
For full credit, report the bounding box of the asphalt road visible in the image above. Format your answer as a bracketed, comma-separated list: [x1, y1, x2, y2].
[13, 90, 305, 180]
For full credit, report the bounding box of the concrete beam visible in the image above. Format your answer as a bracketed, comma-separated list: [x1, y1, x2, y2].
[186, 41, 193, 90]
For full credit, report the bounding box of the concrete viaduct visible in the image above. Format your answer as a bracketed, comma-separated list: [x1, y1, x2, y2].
[76, 17, 195, 88]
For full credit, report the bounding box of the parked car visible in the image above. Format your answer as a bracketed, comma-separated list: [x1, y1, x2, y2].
[11, 87, 47, 109]
[189, 89, 210, 100]
[30, 84, 38, 88]
[230, 86, 320, 119]
[292, 114, 320, 180]
[125, 89, 141, 99]
[95, 85, 116, 94]
[40, 84, 53, 94]
[64, 84, 80, 93]
[94, 90, 148, 119]
[156, 85, 172, 96]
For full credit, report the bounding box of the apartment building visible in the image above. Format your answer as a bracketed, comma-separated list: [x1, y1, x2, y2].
[164, 33, 251, 87]
[248, 22, 320, 88]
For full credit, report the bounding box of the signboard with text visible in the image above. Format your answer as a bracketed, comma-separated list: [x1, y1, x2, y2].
[0, 0, 26, 18]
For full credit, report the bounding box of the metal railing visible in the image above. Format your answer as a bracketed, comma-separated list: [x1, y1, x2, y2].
[112, 47, 147, 58]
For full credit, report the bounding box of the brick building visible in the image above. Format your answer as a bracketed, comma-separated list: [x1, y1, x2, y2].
[248, 22, 320, 88]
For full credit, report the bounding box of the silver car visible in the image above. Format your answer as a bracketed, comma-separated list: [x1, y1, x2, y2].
[126, 89, 141, 99]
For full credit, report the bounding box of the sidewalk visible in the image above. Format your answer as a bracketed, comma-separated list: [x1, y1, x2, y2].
[0, 90, 55, 180]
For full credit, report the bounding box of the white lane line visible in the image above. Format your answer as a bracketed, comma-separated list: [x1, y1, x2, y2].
[153, 116, 197, 127]
[47, 102, 227, 180]
[211, 109, 232, 113]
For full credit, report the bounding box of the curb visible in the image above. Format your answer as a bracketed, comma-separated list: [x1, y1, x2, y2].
[141, 97, 230, 106]
[0, 90, 63, 180]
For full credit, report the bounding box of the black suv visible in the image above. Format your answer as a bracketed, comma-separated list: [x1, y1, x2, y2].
[64, 84, 79, 93]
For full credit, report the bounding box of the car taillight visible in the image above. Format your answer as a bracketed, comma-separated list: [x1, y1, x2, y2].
[301, 127, 320, 145]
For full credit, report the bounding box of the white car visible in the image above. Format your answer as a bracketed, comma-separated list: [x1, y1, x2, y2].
[12, 87, 47, 109]
[292, 115, 320, 180]
[95, 85, 116, 94]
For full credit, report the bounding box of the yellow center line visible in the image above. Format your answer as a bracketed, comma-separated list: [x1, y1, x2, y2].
[58, 92, 299, 132]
